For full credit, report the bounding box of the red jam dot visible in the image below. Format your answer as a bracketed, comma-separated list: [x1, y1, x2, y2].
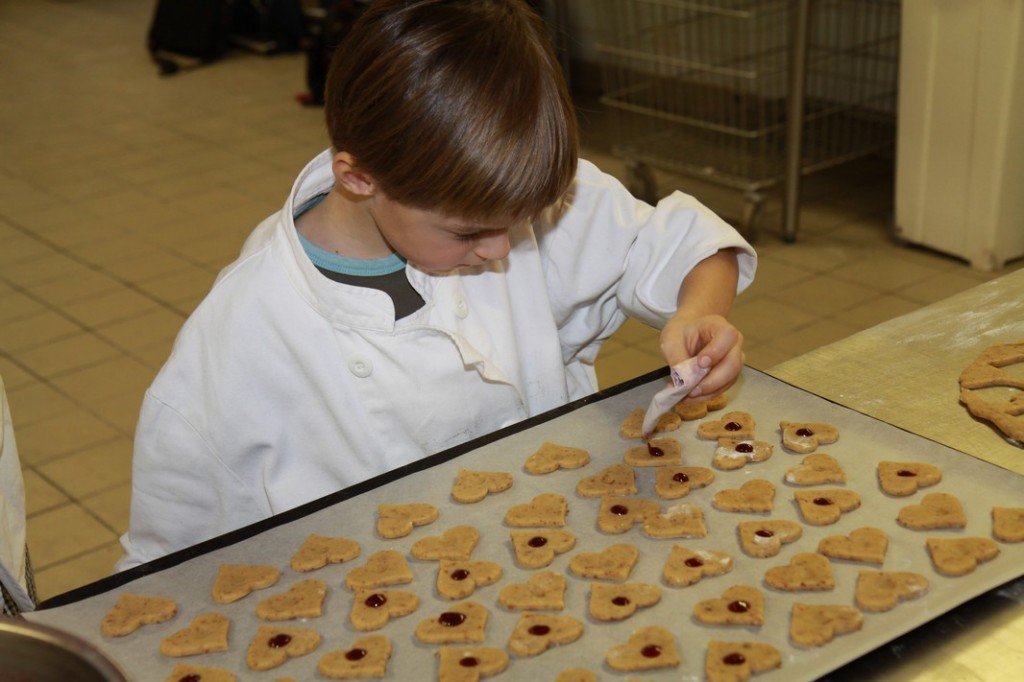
[450, 569, 470, 581]
[439, 612, 466, 627]
[179, 676, 201, 682]
[684, 557, 705, 568]
[459, 656, 480, 668]
[345, 648, 368, 661]
[897, 470, 917, 477]
[610, 504, 630, 516]
[527, 536, 548, 548]
[735, 442, 754, 453]
[813, 497, 833, 506]
[641, 645, 662, 658]
[727, 600, 750, 613]
[796, 428, 814, 437]
[364, 593, 387, 608]
[268, 633, 292, 648]
[723, 652, 747, 666]
[673, 472, 690, 483]
[611, 596, 631, 606]
[528, 624, 551, 636]
[724, 421, 742, 431]
[647, 443, 665, 457]
[755, 529, 774, 538]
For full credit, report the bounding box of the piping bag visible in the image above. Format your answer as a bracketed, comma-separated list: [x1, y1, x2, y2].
[641, 356, 711, 439]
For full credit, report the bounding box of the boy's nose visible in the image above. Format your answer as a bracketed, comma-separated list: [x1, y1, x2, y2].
[474, 231, 511, 261]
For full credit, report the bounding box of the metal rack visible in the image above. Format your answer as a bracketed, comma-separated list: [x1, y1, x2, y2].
[594, 0, 900, 240]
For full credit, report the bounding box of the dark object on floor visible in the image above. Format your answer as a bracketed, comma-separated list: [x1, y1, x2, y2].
[300, 0, 368, 106]
[147, 0, 231, 76]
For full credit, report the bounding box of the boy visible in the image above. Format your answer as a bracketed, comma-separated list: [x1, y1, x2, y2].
[117, 0, 755, 570]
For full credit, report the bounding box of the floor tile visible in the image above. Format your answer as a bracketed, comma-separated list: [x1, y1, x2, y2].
[80, 484, 132, 537]
[14, 412, 120, 467]
[0, 310, 83, 354]
[33, 542, 124, 603]
[22, 468, 71, 516]
[26, 504, 119, 569]
[36, 436, 134, 500]
[14, 331, 122, 378]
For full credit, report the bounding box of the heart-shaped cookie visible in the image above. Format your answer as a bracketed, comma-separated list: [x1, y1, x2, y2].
[674, 392, 729, 421]
[817, 526, 888, 564]
[697, 411, 756, 440]
[100, 593, 177, 637]
[523, 442, 590, 474]
[764, 552, 835, 591]
[737, 520, 803, 557]
[159, 613, 229, 656]
[606, 626, 681, 672]
[896, 492, 967, 530]
[926, 537, 1000, 576]
[437, 560, 503, 600]
[623, 437, 682, 466]
[784, 453, 846, 486]
[779, 421, 839, 453]
[713, 437, 774, 471]
[597, 496, 660, 534]
[642, 503, 708, 539]
[411, 525, 480, 561]
[451, 469, 514, 503]
[377, 503, 439, 539]
[993, 506, 1024, 542]
[662, 546, 733, 586]
[507, 613, 584, 656]
[256, 579, 327, 621]
[576, 464, 637, 497]
[790, 603, 864, 647]
[654, 466, 715, 499]
[877, 461, 942, 496]
[510, 530, 576, 569]
[350, 589, 419, 631]
[620, 407, 681, 438]
[705, 640, 781, 681]
[211, 564, 281, 604]
[436, 646, 510, 681]
[415, 601, 489, 644]
[589, 582, 661, 621]
[794, 489, 861, 526]
[568, 543, 639, 581]
[712, 479, 775, 513]
[345, 550, 414, 590]
[504, 493, 568, 527]
[497, 571, 566, 610]
[318, 635, 392, 678]
[290, 534, 361, 572]
[694, 585, 765, 625]
[855, 570, 928, 612]
[245, 625, 320, 671]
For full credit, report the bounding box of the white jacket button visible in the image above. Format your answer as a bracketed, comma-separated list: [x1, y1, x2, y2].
[348, 355, 373, 377]
[455, 297, 469, 319]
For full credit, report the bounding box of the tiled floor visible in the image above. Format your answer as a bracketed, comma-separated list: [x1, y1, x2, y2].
[2, 1, 1019, 604]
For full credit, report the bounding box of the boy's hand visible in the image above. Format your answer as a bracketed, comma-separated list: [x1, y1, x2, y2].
[659, 312, 744, 403]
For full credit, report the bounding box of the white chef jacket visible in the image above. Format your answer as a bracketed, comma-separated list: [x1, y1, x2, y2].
[117, 151, 755, 570]
[1, 374, 35, 614]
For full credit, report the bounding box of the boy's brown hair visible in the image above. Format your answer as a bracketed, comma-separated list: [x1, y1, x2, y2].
[324, 0, 578, 221]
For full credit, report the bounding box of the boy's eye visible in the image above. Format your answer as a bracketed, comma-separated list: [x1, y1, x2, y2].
[454, 232, 480, 242]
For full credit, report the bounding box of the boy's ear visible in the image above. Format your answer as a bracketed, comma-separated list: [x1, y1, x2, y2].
[332, 151, 377, 197]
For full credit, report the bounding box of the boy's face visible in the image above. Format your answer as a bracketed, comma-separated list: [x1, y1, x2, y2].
[368, 193, 516, 274]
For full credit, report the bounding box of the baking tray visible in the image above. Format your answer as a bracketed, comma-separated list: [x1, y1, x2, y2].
[27, 367, 1024, 680]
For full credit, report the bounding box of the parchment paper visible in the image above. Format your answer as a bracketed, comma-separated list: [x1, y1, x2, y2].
[27, 368, 1024, 681]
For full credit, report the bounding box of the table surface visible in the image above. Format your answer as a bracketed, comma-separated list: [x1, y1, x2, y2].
[768, 267, 1024, 475]
[768, 266, 1024, 681]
